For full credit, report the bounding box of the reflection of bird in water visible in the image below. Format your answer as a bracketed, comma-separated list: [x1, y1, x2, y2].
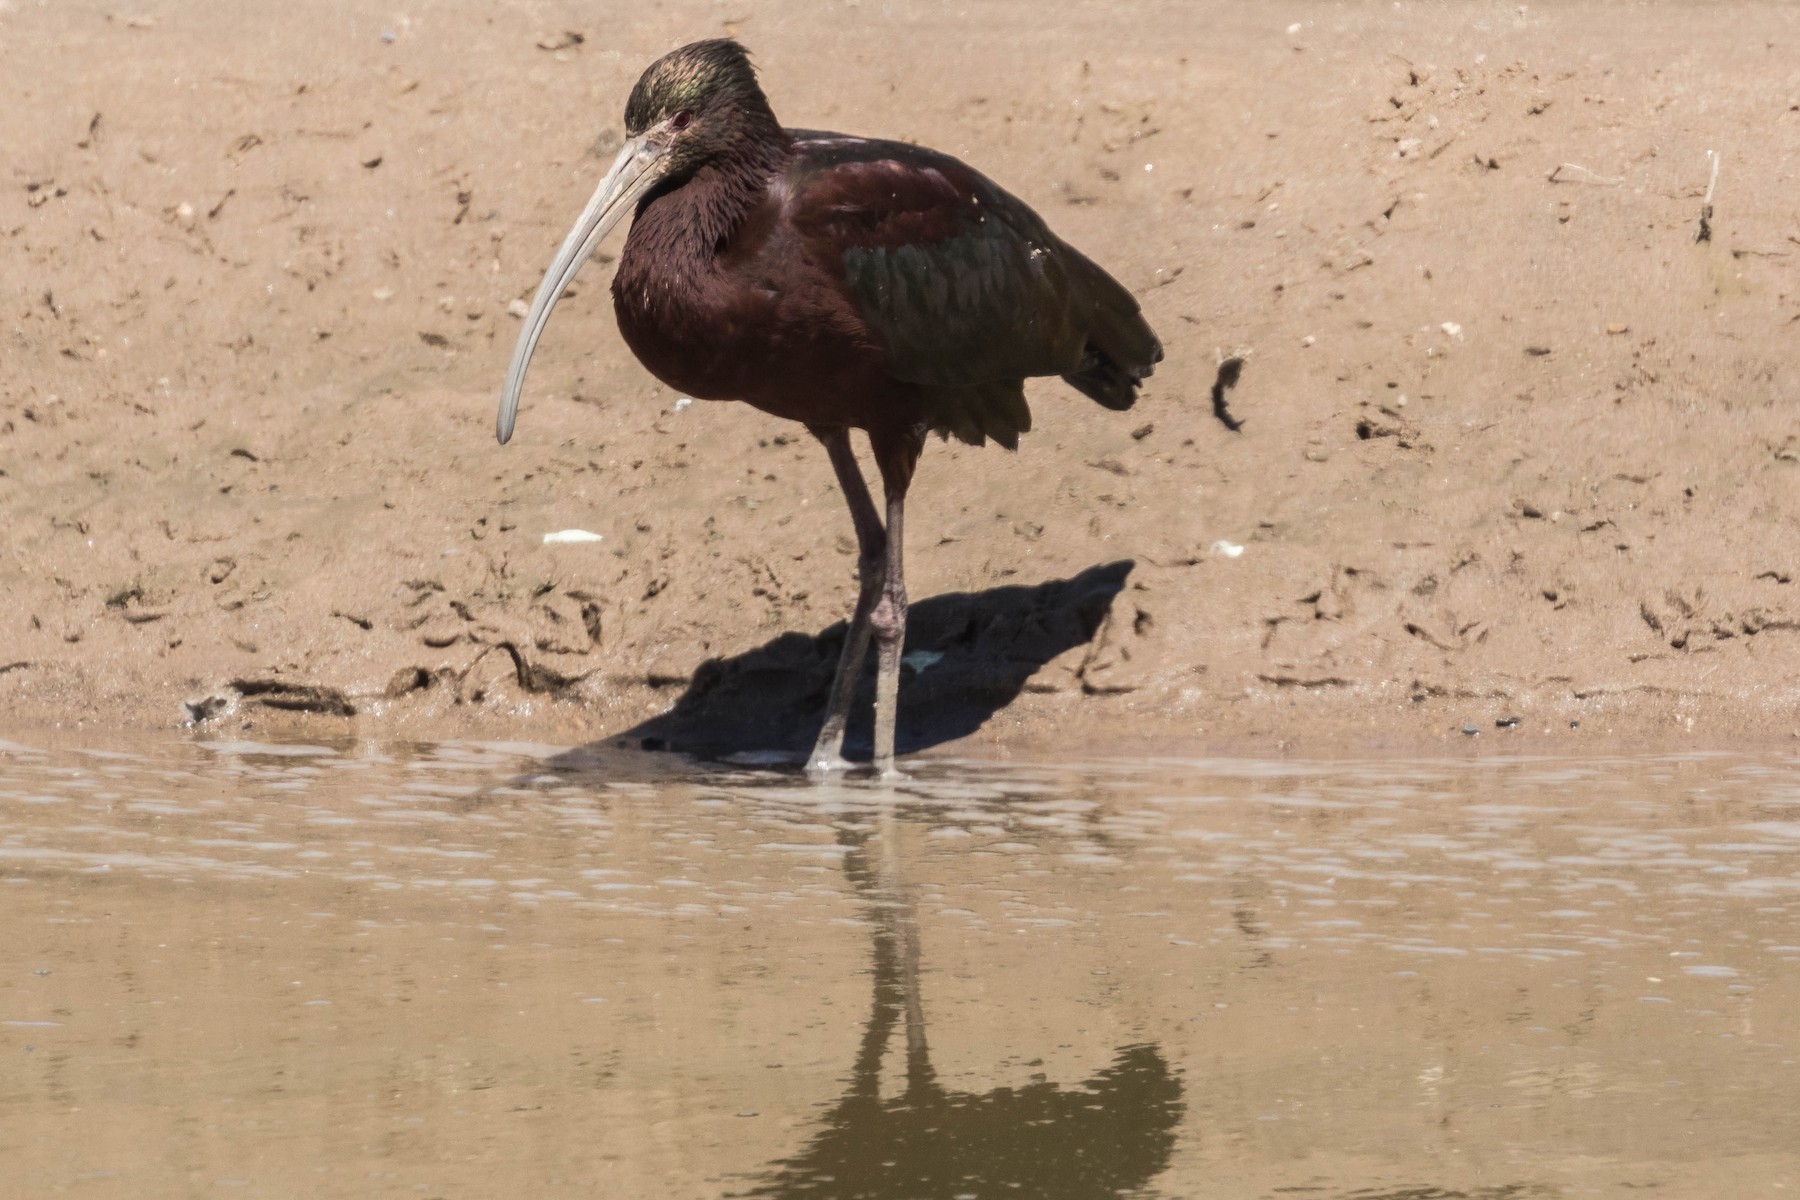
[496, 39, 1162, 778]
[736, 809, 1185, 1199]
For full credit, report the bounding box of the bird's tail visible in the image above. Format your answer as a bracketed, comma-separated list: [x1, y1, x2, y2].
[927, 379, 1033, 450]
[1061, 251, 1163, 412]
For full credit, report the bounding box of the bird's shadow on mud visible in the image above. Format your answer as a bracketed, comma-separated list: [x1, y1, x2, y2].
[611, 559, 1133, 763]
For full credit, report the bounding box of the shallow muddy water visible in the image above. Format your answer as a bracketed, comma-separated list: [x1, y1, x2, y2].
[3, 737, 1798, 1198]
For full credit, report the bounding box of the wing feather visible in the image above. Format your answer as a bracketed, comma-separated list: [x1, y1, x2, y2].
[786, 135, 1090, 390]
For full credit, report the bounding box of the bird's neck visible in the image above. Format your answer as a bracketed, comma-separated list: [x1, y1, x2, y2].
[694, 151, 785, 248]
[632, 132, 792, 271]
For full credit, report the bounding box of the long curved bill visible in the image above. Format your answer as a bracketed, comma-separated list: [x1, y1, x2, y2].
[496, 133, 669, 444]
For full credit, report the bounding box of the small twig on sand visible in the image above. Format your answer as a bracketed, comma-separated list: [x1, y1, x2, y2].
[1211, 355, 1245, 433]
[1696, 149, 1719, 243]
[1546, 162, 1621, 186]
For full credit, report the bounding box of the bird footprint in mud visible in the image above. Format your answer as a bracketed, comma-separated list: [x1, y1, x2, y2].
[1075, 585, 1160, 695]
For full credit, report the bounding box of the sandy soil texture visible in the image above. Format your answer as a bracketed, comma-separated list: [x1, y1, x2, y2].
[4, 0, 1799, 755]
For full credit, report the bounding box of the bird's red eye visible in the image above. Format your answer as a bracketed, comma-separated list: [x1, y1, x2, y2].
[671, 110, 693, 131]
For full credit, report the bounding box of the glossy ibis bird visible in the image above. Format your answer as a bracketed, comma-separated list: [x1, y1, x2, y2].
[498, 39, 1162, 777]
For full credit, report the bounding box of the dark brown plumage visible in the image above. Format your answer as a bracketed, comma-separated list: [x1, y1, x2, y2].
[498, 39, 1162, 775]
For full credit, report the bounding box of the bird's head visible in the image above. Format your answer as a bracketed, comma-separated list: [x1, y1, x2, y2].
[496, 39, 778, 444]
[623, 39, 778, 181]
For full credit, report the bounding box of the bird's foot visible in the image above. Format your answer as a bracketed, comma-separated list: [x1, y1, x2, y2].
[805, 751, 854, 778]
[803, 753, 907, 783]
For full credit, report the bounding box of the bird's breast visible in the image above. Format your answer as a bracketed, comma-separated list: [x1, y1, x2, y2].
[611, 215, 908, 429]
[613, 268, 771, 402]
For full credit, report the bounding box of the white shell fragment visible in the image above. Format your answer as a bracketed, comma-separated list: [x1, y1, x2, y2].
[543, 529, 604, 544]
[1211, 539, 1245, 558]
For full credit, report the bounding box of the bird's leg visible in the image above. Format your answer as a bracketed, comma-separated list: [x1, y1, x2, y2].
[868, 428, 924, 780]
[807, 425, 886, 774]
[868, 487, 907, 778]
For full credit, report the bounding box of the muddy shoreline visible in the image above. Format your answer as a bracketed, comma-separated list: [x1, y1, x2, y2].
[4, 1, 1799, 753]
